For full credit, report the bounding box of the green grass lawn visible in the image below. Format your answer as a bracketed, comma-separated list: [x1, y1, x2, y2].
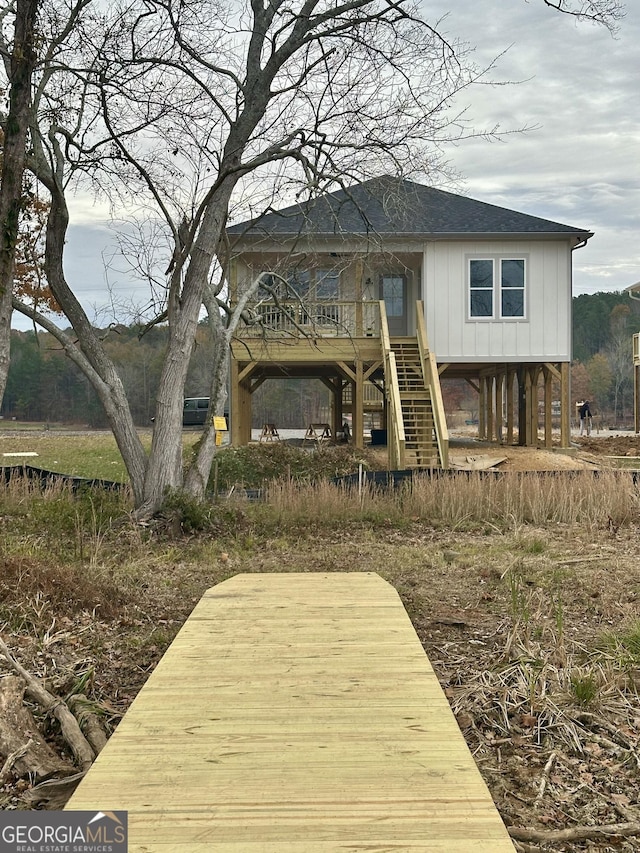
[0, 426, 202, 481]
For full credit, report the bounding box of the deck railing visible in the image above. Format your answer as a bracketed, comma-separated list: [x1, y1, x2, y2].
[634, 333, 640, 365]
[237, 299, 381, 338]
[416, 301, 449, 468]
[342, 382, 384, 408]
[379, 301, 406, 470]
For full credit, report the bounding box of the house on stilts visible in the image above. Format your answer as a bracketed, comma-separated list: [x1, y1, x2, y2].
[225, 176, 593, 468]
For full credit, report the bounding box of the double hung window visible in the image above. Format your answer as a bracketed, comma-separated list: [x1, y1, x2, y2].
[468, 257, 526, 319]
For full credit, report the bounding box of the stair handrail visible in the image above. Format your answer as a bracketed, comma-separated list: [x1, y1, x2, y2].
[379, 301, 406, 470]
[415, 301, 449, 468]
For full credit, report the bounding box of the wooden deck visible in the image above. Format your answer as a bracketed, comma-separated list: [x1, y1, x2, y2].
[66, 572, 514, 851]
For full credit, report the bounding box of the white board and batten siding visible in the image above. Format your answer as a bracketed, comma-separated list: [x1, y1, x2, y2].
[423, 239, 573, 363]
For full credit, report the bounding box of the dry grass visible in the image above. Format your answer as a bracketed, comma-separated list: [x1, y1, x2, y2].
[1, 465, 640, 849]
[264, 468, 639, 532]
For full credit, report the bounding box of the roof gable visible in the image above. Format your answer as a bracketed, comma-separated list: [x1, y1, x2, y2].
[227, 176, 593, 240]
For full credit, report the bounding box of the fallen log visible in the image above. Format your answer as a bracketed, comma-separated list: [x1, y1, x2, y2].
[0, 675, 74, 782]
[0, 637, 94, 771]
[509, 821, 640, 844]
[67, 694, 108, 755]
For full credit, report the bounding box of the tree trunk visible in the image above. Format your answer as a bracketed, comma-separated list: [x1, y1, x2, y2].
[142, 182, 235, 513]
[0, 675, 74, 782]
[0, 0, 40, 407]
[67, 694, 108, 756]
[184, 328, 231, 497]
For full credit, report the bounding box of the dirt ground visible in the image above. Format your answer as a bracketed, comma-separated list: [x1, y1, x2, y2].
[1, 432, 640, 851]
[448, 432, 640, 472]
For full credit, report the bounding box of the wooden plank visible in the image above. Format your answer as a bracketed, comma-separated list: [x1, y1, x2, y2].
[66, 573, 512, 852]
[230, 338, 383, 364]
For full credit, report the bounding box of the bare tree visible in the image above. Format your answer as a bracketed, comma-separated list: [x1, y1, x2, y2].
[1, 0, 625, 515]
[0, 0, 40, 402]
[606, 303, 633, 422]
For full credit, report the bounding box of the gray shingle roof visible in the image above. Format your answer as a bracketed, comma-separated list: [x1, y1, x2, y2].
[227, 176, 593, 239]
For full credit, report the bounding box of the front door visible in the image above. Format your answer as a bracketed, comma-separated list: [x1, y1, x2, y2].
[380, 274, 407, 336]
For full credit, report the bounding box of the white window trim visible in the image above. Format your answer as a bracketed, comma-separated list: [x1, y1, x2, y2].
[467, 255, 528, 321]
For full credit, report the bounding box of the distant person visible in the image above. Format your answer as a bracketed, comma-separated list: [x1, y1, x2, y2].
[578, 400, 592, 436]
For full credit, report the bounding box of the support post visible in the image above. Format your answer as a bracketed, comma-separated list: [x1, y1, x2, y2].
[506, 367, 515, 445]
[331, 377, 344, 440]
[354, 361, 364, 448]
[528, 368, 540, 447]
[544, 367, 553, 448]
[239, 379, 252, 445]
[560, 361, 571, 447]
[523, 368, 533, 446]
[355, 258, 364, 336]
[479, 378, 486, 440]
[486, 376, 495, 443]
[495, 371, 503, 444]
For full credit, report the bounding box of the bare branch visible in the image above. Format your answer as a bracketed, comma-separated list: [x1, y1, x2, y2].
[541, 0, 624, 33]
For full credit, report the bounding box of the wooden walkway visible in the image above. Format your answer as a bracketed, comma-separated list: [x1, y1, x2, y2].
[67, 572, 514, 851]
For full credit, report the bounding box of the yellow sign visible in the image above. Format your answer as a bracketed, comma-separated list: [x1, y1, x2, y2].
[213, 416, 228, 431]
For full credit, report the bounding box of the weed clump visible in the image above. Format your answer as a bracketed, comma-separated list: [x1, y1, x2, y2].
[209, 443, 385, 491]
[596, 621, 640, 668]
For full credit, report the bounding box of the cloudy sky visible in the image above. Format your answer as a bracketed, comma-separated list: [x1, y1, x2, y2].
[16, 0, 639, 330]
[430, 0, 639, 296]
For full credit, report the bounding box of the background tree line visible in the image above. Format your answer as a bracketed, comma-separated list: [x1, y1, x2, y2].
[571, 292, 640, 424]
[2, 319, 332, 429]
[2, 291, 639, 429]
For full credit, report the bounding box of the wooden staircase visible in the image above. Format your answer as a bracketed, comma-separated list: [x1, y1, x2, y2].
[380, 300, 449, 471]
[391, 339, 440, 469]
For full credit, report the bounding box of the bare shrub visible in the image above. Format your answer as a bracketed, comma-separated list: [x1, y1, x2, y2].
[264, 478, 400, 528]
[403, 470, 638, 530]
[260, 469, 640, 534]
